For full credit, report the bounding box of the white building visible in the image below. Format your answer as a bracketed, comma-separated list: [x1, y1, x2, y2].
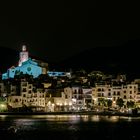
[92, 82, 138, 107]
[6, 78, 139, 111]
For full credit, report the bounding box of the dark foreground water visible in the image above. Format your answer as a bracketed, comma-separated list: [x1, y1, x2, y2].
[0, 114, 140, 140]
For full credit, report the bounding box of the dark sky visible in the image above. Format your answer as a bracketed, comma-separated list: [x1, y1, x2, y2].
[0, 1, 140, 62]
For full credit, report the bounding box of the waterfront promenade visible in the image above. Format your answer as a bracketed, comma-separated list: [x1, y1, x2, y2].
[0, 110, 139, 117]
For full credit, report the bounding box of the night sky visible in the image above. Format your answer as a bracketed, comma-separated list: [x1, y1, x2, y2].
[0, 1, 140, 62]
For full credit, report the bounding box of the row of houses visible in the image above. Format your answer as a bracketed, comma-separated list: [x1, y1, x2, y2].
[1, 78, 140, 112]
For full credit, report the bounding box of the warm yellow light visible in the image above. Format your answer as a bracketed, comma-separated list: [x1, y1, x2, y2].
[0, 104, 6, 108]
[72, 98, 76, 102]
[113, 101, 116, 104]
[0, 103, 7, 111]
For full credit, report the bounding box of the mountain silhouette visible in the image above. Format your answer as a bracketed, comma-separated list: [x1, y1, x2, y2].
[0, 47, 18, 73]
[1, 39, 140, 79]
[55, 40, 140, 79]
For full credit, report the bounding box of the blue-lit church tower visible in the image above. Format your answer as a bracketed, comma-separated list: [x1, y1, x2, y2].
[2, 46, 48, 79]
[18, 45, 29, 66]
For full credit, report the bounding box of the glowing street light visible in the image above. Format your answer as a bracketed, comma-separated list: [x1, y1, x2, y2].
[113, 101, 116, 104]
[0, 103, 7, 112]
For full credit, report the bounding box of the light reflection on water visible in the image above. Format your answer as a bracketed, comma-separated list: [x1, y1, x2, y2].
[0, 115, 140, 122]
[31, 114, 82, 122]
[1, 114, 140, 123]
[0, 115, 7, 121]
[1, 115, 140, 140]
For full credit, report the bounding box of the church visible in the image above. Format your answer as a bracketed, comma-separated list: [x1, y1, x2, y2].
[2, 45, 48, 79]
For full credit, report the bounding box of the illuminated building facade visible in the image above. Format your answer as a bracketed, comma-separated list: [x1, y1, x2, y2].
[2, 58, 42, 79]
[2, 45, 48, 79]
[18, 45, 29, 66]
[2, 45, 71, 80]
[47, 71, 71, 78]
[92, 83, 138, 107]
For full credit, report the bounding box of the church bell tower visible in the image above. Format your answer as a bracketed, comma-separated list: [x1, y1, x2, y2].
[18, 45, 29, 66]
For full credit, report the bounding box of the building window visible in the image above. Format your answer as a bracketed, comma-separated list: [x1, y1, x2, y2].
[65, 95, 68, 99]
[11, 89, 15, 92]
[108, 93, 111, 96]
[117, 91, 120, 96]
[79, 101, 82, 104]
[130, 91, 132, 94]
[113, 91, 116, 95]
[124, 90, 126, 93]
[78, 95, 82, 100]
[124, 95, 126, 99]
[98, 93, 101, 97]
[28, 90, 31, 93]
[97, 88, 101, 92]
[22, 88, 27, 92]
[22, 83, 27, 87]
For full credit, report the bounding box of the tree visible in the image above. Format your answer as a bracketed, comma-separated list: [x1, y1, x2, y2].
[38, 74, 51, 82]
[98, 98, 106, 106]
[107, 99, 112, 108]
[127, 101, 135, 108]
[116, 98, 124, 108]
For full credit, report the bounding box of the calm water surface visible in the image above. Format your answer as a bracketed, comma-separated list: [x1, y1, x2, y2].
[0, 114, 140, 140]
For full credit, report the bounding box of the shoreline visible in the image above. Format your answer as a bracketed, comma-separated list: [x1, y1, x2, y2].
[0, 111, 140, 117]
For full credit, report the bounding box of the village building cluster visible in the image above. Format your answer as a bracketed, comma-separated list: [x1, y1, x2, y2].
[0, 46, 140, 113]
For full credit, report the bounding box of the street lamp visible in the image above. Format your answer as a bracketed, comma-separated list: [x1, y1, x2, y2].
[0, 103, 7, 112]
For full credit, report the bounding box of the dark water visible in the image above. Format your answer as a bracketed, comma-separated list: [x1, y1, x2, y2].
[0, 114, 140, 140]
